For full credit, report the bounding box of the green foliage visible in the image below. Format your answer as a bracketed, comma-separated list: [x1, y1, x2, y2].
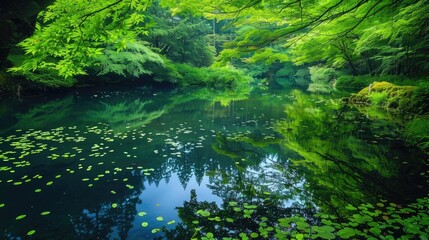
[184, 197, 429, 239]
[8, 52, 76, 88]
[273, 63, 296, 87]
[145, 3, 215, 67]
[335, 75, 406, 90]
[335, 75, 380, 90]
[92, 41, 165, 78]
[404, 116, 429, 153]
[153, 62, 253, 89]
[293, 68, 311, 87]
[203, 66, 253, 89]
[9, 0, 151, 84]
[163, 0, 429, 77]
[309, 66, 338, 84]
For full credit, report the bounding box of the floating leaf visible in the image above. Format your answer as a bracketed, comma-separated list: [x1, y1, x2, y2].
[296, 234, 304, 240]
[0, 203, 5, 208]
[35, 189, 42, 193]
[112, 203, 118, 208]
[196, 210, 210, 217]
[138, 211, 147, 217]
[40, 211, 51, 216]
[156, 216, 164, 221]
[141, 222, 148, 227]
[167, 220, 176, 225]
[250, 232, 259, 238]
[296, 221, 309, 230]
[151, 228, 161, 234]
[346, 205, 357, 211]
[16, 214, 27, 220]
[243, 204, 257, 209]
[46, 181, 53, 186]
[27, 230, 36, 236]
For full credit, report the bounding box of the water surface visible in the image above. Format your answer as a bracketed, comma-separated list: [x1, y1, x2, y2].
[0, 86, 427, 239]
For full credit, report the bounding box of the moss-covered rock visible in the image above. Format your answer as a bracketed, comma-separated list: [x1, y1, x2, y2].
[349, 81, 429, 153]
[349, 81, 429, 114]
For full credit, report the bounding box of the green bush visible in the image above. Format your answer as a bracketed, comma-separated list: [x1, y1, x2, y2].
[309, 66, 337, 84]
[153, 62, 252, 89]
[335, 75, 406, 90]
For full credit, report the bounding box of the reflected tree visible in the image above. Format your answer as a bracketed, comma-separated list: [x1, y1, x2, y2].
[161, 189, 318, 239]
[275, 89, 429, 216]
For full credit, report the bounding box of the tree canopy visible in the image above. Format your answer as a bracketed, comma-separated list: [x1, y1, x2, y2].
[162, 0, 429, 76]
[2, 0, 428, 89]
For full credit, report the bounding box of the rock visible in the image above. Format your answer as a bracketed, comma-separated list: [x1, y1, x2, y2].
[348, 81, 428, 114]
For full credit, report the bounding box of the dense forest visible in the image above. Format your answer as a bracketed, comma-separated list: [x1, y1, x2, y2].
[1, 0, 429, 239]
[1, 0, 428, 91]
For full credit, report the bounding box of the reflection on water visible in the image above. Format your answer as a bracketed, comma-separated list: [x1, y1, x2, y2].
[0, 86, 427, 239]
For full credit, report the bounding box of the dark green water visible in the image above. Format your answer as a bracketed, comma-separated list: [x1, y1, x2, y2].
[0, 86, 427, 239]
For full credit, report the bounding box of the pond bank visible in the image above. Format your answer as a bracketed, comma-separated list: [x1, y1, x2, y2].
[347, 81, 429, 153]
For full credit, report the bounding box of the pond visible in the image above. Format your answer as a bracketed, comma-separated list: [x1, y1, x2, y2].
[0, 85, 428, 239]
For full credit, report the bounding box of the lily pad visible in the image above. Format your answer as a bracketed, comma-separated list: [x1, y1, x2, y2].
[141, 222, 149, 227]
[27, 230, 36, 236]
[40, 211, 51, 216]
[112, 203, 118, 208]
[16, 214, 27, 220]
[167, 220, 176, 225]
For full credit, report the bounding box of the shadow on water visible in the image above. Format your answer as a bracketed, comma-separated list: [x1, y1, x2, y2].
[0, 86, 427, 239]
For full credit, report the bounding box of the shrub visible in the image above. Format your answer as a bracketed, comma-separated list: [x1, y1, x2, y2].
[309, 66, 337, 84]
[335, 75, 406, 90]
[153, 62, 252, 89]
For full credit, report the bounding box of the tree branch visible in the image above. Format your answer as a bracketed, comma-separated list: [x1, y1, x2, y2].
[78, 0, 124, 29]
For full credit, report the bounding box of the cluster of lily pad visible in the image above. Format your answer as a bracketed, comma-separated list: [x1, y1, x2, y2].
[190, 197, 429, 239]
